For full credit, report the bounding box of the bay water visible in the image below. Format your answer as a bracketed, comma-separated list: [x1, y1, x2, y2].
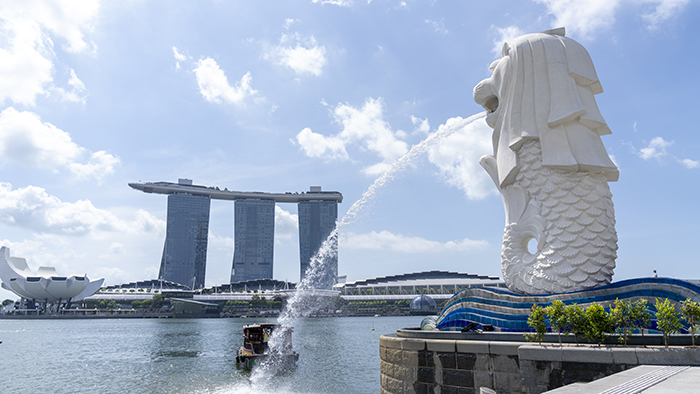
[0, 316, 418, 394]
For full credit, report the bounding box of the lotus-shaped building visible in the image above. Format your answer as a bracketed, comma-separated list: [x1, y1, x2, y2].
[0, 246, 104, 303]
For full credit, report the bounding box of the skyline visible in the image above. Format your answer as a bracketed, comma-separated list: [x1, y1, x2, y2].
[1, 1, 699, 300]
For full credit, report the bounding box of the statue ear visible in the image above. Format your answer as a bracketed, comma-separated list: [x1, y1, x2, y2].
[500, 42, 510, 58]
[564, 38, 603, 94]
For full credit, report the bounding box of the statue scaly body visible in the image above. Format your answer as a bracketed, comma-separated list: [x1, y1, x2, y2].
[474, 28, 618, 294]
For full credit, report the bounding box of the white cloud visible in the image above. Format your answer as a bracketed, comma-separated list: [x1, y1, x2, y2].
[638, 136, 672, 161]
[428, 117, 495, 200]
[265, 33, 327, 76]
[194, 58, 257, 105]
[208, 232, 233, 250]
[411, 115, 430, 134]
[311, 0, 353, 6]
[642, 0, 690, 30]
[172, 46, 188, 69]
[342, 230, 488, 253]
[68, 150, 120, 181]
[535, 0, 690, 39]
[0, 0, 98, 105]
[283, 18, 299, 30]
[275, 206, 299, 240]
[53, 68, 88, 104]
[295, 127, 349, 160]
[295, 98, 409, 176]
[491, 25, 525, 56]
[0, 183, 164, 237]
[0, 107, 119, 180]
[425, 19, 449, 36]
[678, 158, 699, 169]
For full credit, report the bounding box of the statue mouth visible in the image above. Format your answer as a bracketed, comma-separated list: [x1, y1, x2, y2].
[482, 96, 499, 127]
[483, 96, 499, 113]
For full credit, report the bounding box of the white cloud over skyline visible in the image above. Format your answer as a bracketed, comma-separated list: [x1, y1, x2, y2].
[342, 230, 488, 253]
[428, 117, 495, 200]
[491, 25, 525, 56]
[275, 206, 299, 240]
[296, 98, 409, 176]
[679, 158, 699, 169]
[638, 136, 672, 161]
[0, 182, 163, 237]
[194, 58, 257, 105]
[0, 0, 98, 106]
[535, 0, 690, 39]
[0, 107, 119, 180]
[311, 0, 353, 6]
[264, 33, 328, 76]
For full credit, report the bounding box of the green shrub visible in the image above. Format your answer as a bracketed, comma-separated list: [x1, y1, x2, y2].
[630, 299, 652, 347]
[681, 298, 700, 347]
[655, 298, 682, 348]
[609, 298, 633, 345]
[545, 300, 568, 346]
[584, 303, 611, 345]
[565, 303, 587, 345]
[525, 305, 547, 344]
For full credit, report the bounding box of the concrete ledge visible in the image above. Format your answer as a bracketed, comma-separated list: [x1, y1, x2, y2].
[457, 339, 490, 354]
[489, 341, 522, 355]
[519, 345, 563, 362]
[636, 347, 700, 365]
[383, 335, 403, 349]
[561, 346, 613, 364]
[426, 339, 456, 352]
[401, 339, 427, 351]
[611, 347, 638, 365]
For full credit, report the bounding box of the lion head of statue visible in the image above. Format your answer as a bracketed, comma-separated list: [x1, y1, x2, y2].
[474, 28, 618, 189]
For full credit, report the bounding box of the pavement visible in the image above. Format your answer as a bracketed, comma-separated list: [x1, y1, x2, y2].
[544, 365, 700, 394]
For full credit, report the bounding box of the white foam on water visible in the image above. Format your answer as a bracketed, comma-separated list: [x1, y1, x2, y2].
[249, 112, 487, 384]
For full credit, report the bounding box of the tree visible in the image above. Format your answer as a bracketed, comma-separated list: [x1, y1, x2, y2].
[609, 298, 633, 345]
[525, 305, 547, 345]
[545, 300, 568, 346]
[565, 303, 587, 346]
[151, 294, 163, 309]
[2, 299, 14, 307]
[630, 299, 652, 347]
[681, 298, 700, 347]
[655, 298, 682, 348]
[584, 303, 611, 346]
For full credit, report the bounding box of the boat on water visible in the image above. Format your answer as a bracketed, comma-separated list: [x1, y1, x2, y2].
[235, 323, 299, 370]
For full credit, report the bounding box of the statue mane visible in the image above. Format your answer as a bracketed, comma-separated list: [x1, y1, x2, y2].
[475, 30, 618, 188]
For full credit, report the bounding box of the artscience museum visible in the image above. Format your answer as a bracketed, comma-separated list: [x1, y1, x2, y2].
[0, 246, 104, 310]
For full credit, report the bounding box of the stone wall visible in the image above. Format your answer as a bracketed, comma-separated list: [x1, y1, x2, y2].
[380, 334, 700, 394]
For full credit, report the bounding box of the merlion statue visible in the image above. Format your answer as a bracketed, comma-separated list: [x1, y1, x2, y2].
[474, 28, 618, 295]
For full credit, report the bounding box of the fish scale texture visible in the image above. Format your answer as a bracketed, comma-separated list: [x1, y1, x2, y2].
[502, 140, 618, 294]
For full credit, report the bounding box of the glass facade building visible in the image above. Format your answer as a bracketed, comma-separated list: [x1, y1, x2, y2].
[298, 199, 338, 289]
[230, 199, 275, 283]
[159, 193, 210, 289]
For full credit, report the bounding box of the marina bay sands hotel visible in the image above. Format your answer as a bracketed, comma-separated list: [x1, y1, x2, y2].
[129, 179, 342, 289]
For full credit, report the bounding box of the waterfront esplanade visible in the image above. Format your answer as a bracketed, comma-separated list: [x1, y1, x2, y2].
[129, 179, 342, 289]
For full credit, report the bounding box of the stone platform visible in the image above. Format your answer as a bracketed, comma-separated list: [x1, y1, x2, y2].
[379, 331, 700, 394]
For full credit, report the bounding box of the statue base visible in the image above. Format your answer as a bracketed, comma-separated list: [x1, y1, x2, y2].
[427, 277, 700, 331]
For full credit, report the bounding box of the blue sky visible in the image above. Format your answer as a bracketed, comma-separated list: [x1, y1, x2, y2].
[0, 0, 698, 299]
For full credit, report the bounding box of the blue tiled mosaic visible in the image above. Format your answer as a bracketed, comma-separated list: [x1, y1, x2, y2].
[432, 278, 700, 332]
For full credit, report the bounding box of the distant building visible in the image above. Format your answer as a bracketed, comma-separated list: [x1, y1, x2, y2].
[0, 246, 104, 309]
[334, 270, 505, 301]
[159, 189, 210, 289]
[130, 180, 342, 289]
[231, 199, 275, 282]
[298, 197, 338, 287]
